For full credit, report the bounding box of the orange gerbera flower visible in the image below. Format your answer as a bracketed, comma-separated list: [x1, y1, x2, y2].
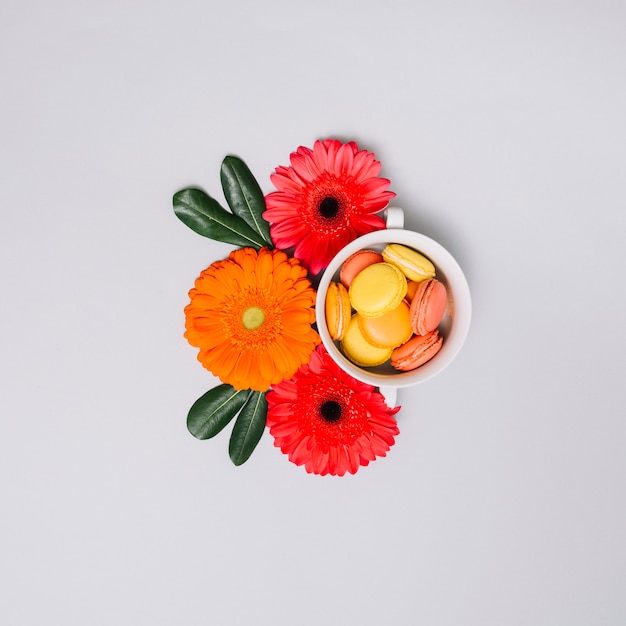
[184, 247, 320, 392]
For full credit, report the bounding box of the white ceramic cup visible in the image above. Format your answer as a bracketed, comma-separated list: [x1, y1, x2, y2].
[315, 207, 472, 407]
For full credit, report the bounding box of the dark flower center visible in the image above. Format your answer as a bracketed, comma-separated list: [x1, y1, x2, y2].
[318, 196, 340, 219]
[320, 400, 342, 423]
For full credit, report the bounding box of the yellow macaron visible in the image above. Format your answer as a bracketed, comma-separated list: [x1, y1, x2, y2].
[340, 315, 393, 367]
[382, 244, 436, 283]
[348, 262, 407, 318]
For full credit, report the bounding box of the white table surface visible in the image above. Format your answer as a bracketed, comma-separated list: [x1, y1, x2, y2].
[2, 1, 625, 624]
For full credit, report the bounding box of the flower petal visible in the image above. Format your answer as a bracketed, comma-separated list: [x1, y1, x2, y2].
[184, 248, 319, 391]
[266, 345, 399, 476]
[263, 139, 393, 274]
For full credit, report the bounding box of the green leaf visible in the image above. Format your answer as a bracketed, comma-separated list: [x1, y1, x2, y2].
[229, 391, 268, 466]
[220, 156, 272, 246]
[187, 384, 251, 440]
[173, 188, 266, 248]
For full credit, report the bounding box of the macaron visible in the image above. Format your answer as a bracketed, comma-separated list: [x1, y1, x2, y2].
[390, 330, 443, 371]
[382, 243, 436, 283]
[348, 262, 407, 318]
[357, 300, 413, 349]
[405, 280, 420, 303]
[325, 281, 351, 341]
[409, 278, 448, 335]
[340, 249, 383, 288]
[340, 315, 393, 367]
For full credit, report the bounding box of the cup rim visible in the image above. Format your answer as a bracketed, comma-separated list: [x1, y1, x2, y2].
[315, 228, 472, 389]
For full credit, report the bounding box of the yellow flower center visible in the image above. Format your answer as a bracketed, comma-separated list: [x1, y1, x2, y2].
[242, 306, 265, 330]
[222, 287, 283, 350]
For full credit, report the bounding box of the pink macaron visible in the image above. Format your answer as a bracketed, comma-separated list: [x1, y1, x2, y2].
[339, 249, 383, 288]
[390, 330, 443, 371]
[409, 278, 447, 336]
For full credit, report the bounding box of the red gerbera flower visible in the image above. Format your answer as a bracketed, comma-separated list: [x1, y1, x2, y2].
[263, 139, 395, 275]
[266, 345, 401, 476]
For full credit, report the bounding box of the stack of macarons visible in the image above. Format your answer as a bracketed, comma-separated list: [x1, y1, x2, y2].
[324, 243, 448, 371]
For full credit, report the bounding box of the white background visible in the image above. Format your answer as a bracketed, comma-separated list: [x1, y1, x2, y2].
[2, 1, 625, 624]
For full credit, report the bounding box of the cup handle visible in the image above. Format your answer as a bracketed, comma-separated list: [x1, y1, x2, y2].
[385, 206, 404, 229]
[379, 386, 398, 408]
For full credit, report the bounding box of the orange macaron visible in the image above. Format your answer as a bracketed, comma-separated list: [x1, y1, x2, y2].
[340, 315, 394, 367]
[404, 280, 420, 303]
[409, 278, 447, 336]
[390, 330, 443, 371]
[357, 300, 413, 349]
[325, 281, 351, 341]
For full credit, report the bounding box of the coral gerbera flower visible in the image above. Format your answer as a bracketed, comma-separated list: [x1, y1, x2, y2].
[266, 345, 400, 476]
[263, 139, 395, 275]
[184, 247, 320, 392]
